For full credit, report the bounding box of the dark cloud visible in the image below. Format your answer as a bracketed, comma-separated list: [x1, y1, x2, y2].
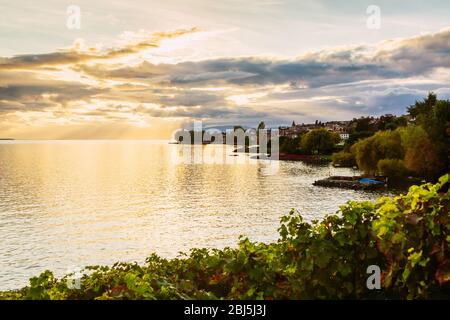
[0, 83, 103, 101]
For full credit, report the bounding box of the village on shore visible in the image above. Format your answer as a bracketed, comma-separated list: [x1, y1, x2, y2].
[175, 93, 449, 191]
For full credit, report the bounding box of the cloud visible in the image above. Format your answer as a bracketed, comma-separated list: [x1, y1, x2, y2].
[1, 26, 450, 138]
[0, 81, 103, 101]
[84, 27, 450, 89]
[0, 28, 199, 70]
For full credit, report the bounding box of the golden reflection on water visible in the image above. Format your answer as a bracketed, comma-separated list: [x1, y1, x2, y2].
[0, 140, 385, 290]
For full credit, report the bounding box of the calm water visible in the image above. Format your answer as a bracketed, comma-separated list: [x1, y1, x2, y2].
[0, 141, 387, 290]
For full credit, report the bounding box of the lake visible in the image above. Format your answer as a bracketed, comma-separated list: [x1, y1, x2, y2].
[0, 140, 388, 290]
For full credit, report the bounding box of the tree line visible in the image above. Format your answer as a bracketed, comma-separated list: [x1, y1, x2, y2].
[333, 93, 449, 182]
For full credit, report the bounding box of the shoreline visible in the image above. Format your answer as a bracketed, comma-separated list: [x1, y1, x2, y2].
[1, 176, 447, 299]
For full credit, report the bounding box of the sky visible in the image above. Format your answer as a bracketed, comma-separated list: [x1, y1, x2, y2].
[1, 0, 450, 139]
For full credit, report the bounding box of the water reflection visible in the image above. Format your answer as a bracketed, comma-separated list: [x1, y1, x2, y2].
[0, 140, 385, 290]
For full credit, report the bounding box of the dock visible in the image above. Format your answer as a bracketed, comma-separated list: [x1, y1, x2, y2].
[313, 176, 386, 190]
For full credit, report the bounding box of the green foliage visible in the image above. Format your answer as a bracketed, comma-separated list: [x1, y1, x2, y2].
[372, 174, 450, 298]
[383, 116, 408, 131]
[1, 176, 449, 300]
[407, 93, 450, 177]
[257, 121, 265, 130]
[331, 151, 356, 167]
[399, 125, 442, 179]
[350, 109, 448, 180]
[301, 129, 340, 155]
[377, 159, 409, 181]
[279, 136, 303, 154]
[351, 130, 404, 176]
[345, 115, 407, 149]
[407, 92, 437, 120]
[345, 116, 377, 148]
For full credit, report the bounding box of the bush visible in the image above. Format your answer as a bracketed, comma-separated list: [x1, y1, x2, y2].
[399, 125, 443, 180]
[279, 136, 303, 154]
[332, 151, 356, 167]
[377, 158, 409, 181]
[349, 94, 449, 180]
[301, 129, 340, 155]
[1, 176, 449, 300]
[351, 130, 404, 176]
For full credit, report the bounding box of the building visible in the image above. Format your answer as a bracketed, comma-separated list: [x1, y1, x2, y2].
[278, 120, 350, 139]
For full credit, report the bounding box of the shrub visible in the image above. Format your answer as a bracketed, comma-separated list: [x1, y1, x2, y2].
[300, 129, 340, 155]
[377, 158, 409, 181]
[279, 136, 303, 154]
[351, 130, 404, 176]
[1, 176, 449, 300]
[399, 125, 443, 180]
[351, 124, 447, 180]
[332, 151, 356, 167]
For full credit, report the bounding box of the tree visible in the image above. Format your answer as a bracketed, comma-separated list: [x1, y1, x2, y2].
[399, 125, 442, 179]
[377, 159, 409, 181]
[257, 121, 265, 130]
[351, 130, 403, 176]
[376, 114, 408, 131]
[383, 116, 407, 131]
[300, 129, 340, 155]
[425, 100, 450, 176]
[332, 151, 356, 167]
[376, 114, 396, 130]
[345, 116, 378, 148]
[351, 121, 445, 180]
[256, 121, 266, 145]
[279, 136, 303, 154]
[351, 116, 376, 132]
[407, 93, 450, 177]
[407, 92, 437, 121]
